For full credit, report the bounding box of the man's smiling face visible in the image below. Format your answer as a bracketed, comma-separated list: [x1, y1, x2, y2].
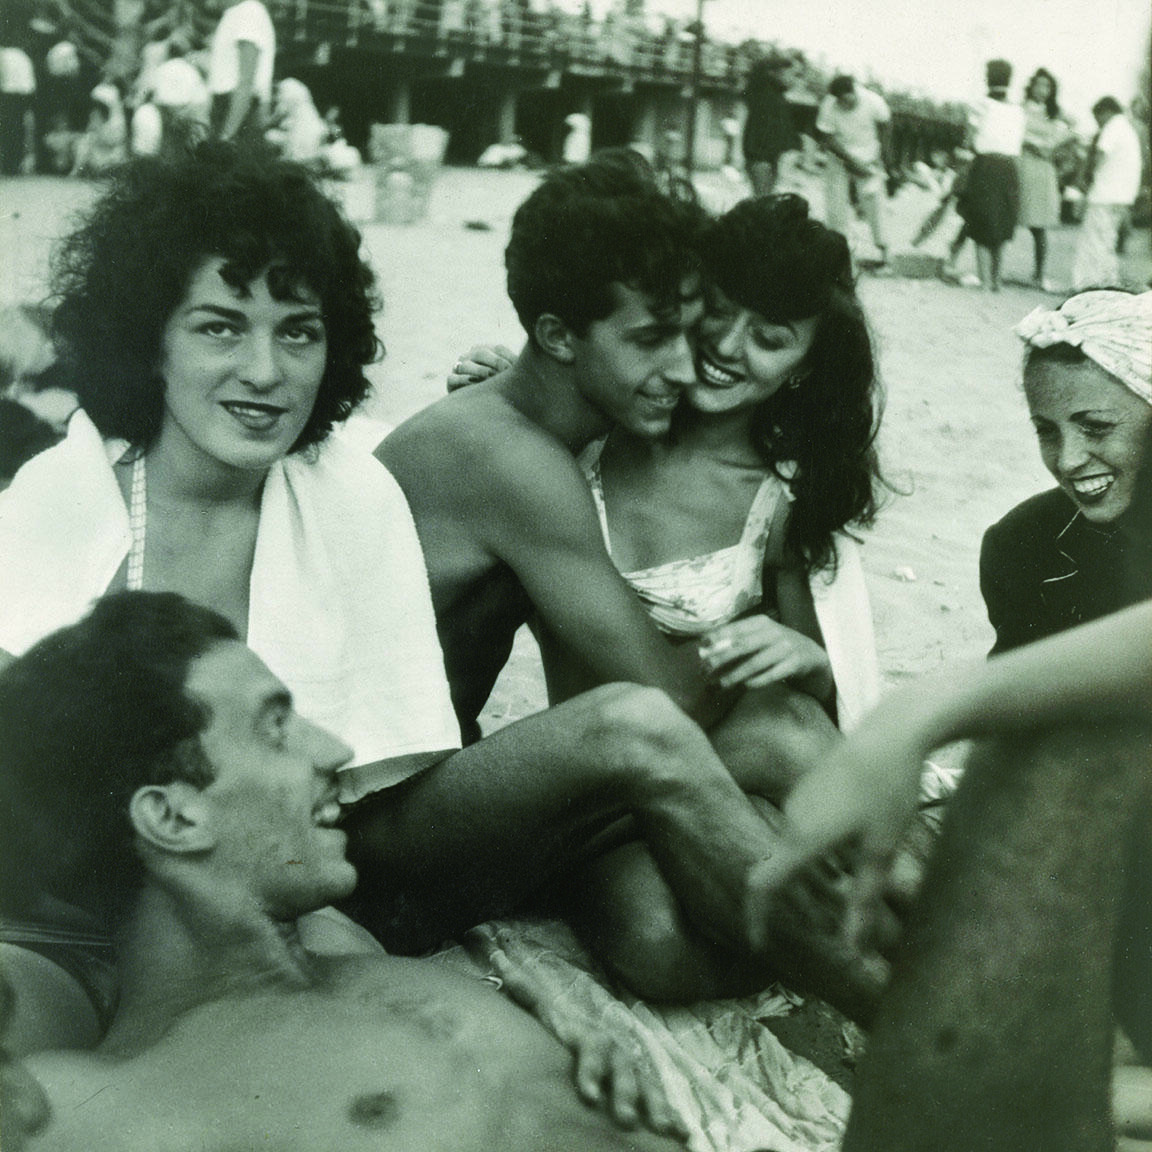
[571, 276, 704, 438]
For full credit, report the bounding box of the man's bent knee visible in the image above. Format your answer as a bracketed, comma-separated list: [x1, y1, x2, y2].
[575, 684, 716, 785]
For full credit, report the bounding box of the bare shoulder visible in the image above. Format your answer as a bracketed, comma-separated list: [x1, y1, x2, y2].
[378, 388, 587, 516]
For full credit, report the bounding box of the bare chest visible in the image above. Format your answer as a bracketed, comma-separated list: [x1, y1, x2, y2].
[33, 975, 649, 1152]
[109, 507, 259, 637]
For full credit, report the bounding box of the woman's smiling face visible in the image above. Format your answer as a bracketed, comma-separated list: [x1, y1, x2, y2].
[689, 284, 818, 415]
[156, 258, 328, 474]
[1024, 355, 1152, 526]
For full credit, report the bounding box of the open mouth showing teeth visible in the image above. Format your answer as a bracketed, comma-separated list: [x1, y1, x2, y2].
[1069, 475, 1114, 499]
[222, 402, 287, 419]
[697, 354, 741, 387]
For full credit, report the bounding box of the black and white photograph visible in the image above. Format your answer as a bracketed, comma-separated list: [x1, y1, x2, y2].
[1, 0, 1150, 1148]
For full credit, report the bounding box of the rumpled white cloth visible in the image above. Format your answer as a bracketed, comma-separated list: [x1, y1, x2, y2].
[1015, 289, 1152, 405]
[0, 410, 460, 795]
[467, 919, 851, 1152]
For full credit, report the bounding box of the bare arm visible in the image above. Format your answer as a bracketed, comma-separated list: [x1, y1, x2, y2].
[473, 434, 721, 721]
[380, 407, 721, 723]
[747, 600, 1152, 945]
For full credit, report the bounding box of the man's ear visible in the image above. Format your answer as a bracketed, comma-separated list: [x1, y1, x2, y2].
[129, 783, 214, 855]
[534, 313, 576, 363]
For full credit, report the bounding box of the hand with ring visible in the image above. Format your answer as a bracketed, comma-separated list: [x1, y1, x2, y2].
[447, 345, 518, 392]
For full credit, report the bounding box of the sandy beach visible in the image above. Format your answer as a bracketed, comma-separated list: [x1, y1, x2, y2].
[3, 164, 1150, 734]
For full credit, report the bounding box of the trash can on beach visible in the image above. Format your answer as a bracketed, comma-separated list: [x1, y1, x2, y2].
[369, 123, 449, 224]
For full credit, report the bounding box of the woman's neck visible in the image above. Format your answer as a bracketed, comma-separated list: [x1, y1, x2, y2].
[674, 405, 766, 466]
[143, 430, 269, 509]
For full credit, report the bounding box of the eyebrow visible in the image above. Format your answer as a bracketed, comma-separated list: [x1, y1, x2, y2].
[184, 303, 325, 322]
[1034, 408, 1117, 420]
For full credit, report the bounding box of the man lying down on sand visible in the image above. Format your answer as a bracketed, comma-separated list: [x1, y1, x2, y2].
[0, 592, 688, 1151]
[4, 594, 1150, 1152]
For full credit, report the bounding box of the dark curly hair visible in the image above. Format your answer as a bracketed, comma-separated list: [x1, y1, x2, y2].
[49, 142, 381, 453]
[505, 155, 704, 343]
[698, 194, 885, 574]
[0, 592, 236, 921]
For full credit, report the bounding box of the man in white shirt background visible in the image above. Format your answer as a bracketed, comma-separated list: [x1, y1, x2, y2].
[207, 0, 275, 147]
[1073, 96, 1143, 289]
[816, 74, 894, 270]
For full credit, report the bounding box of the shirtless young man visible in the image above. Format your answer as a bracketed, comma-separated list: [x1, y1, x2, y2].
[380, 159, 711, 742]
[1, 593, 686, 1151]
[377, 159, 883, 1012]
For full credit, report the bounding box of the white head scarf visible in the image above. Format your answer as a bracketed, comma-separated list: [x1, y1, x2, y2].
[1015, 290, 1152, 405]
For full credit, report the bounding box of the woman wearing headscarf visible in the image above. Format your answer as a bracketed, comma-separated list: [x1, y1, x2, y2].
[980, 289, 1152, 654]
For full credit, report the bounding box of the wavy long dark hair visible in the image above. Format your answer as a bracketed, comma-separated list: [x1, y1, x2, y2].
[698, 194, 886, 574]
[1025, 68, 1061, 120]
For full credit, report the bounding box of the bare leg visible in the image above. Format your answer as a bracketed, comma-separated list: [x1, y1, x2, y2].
[565, 835, 887, 1023]
[858, 185, 888, 264]
[844, 723, 1151, 1152]
[558, 686, 903, 1015]
[709, 681, 842, 803]
[345, 684, 796, 958]
[975, 244, 994, 290]
[1030, 226, 1048, 282]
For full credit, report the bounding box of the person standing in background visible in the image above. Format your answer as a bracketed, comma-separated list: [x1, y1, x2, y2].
[0, 40, 35, 175]
[956, 59, 1023, 293]
[741, 54, 800, 198]
[815, 74, 893, 270]
[1072, 97, 1142, 290]
[207, 0, 275, 148]
[36, 38, 88, 174]
[1018, 68, 1067, 292]
[148, 33, 210, 157]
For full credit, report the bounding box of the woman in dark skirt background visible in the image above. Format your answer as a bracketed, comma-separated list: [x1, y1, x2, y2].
[957, 59, 1024, 292]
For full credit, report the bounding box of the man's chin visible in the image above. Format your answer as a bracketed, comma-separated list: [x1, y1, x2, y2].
[627, 412, 674, 440]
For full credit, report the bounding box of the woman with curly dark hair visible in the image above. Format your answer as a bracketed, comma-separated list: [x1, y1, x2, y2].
[0, 142, 461, 1052]
[49, 141, 379, 454]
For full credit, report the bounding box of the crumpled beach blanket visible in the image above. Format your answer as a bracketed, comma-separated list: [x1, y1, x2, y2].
[466, 918, 851, 1152]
